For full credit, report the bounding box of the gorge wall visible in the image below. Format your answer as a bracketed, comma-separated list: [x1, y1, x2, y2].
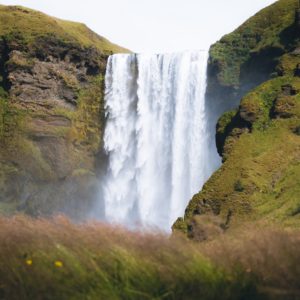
[0, 5, 127, 218]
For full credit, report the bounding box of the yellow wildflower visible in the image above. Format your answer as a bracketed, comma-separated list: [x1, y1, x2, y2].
[26, 259, 33, 266]
[54, 261, 63, 268]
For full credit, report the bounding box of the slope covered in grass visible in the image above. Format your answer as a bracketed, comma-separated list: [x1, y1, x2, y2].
[206, 0, 300, 119]
[176, 74, 300, 237]
[0, 5, 128, 54]
[209, 0, 298, 89]
[0, 215, 300, 300]
[175, 0, 300, 237]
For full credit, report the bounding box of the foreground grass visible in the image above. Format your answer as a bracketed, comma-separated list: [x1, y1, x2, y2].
[0, 216, 299, 300]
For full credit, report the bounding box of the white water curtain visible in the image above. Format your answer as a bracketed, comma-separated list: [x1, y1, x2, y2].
[102, 51, 219, 231]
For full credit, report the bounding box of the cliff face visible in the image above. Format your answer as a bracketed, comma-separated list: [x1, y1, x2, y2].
[0, 6, 127, 218]
[174, 0, 300, 239]
[206, 0, 299, 118]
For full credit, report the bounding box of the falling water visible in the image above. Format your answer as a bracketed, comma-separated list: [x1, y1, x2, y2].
[101, 51, 220, 231]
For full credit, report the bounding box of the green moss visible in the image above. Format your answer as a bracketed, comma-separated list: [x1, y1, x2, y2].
[278, 52, 300, 75]
[7, 52, 34, 70]
[182, 74, 300, 234]
[0, 99, 26, 140]
[0, 99, 56, 183]
[209, 0, 298, 87]
[217, 110, 237, 136]
[57, 71, 80, 92]
[172, 217, 188, 234]
[16, 138, 54, 180]
[71, 168, 95, 177]
[240, 77, 289, 129]
[52, 107, 76, 120]
[69, 75, 105, 153]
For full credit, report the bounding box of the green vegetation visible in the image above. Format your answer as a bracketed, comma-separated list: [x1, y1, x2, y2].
[209, 0, 298, 88]
[177, 0, 300, 238]
[70, 75, 106, 154]
[0, 1, 299, 298]
[178, 75, 300, 235]
[0, 5, 128, 54]
[0, 215, 299, 300]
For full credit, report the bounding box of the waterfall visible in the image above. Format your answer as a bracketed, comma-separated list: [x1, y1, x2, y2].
[101, 51, 220, 231]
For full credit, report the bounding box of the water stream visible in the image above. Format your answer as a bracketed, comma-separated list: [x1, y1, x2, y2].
[101, 51, 220, 231]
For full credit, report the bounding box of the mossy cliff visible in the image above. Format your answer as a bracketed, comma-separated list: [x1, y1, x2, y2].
[206, 0, 300, 117]
[0, 5, 127, 217]
[174, 0, 300, 239]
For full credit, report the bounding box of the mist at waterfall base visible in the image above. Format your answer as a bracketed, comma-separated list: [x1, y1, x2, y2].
[97, 51, 221, 232]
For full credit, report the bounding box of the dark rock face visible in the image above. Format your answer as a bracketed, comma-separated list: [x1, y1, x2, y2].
[8, 50, 79, 107]
[31, 36, 106, 76]
[4, 35, 107, 109]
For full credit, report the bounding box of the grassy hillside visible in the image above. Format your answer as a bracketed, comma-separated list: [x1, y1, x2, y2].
[0, 5, 128, 54]
[0, 215, 299, 300]
[175, 0, 300, 237]
[209, 0, 298, 88]
[178, 76, 300, 235]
